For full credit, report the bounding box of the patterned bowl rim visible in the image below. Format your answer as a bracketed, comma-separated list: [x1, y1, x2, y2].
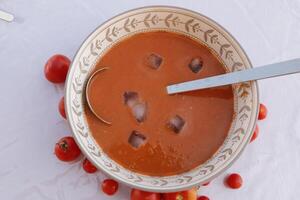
[65, 5, 259, 192]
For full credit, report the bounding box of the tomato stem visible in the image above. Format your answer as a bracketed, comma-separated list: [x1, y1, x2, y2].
[177, 194, 184, 200]
[59, 140, 69, 152]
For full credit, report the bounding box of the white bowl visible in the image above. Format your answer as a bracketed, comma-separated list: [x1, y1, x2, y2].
[65, 6, 259, 192]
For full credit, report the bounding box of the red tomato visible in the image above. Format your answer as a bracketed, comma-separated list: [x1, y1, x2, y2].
[59, 97, 66, 119]
[225, 173, 243, 189]
[163, 188, 197, 200]
[202, 181, 210, 186]
[258, 103, 267, 120]
[44, 54, 70, 83]
[131, 189, 161, 200]
[250, 125, 259, 142]
[82, 158, 97, 173]
[102, 179, 119, 196]
[54, 136, 81, 162]
[197, 196, 209, 200]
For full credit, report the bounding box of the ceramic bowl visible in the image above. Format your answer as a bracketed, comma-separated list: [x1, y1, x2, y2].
[65, 6, 259, 192]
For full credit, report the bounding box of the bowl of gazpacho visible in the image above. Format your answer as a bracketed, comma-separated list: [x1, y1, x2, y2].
[65, 6, 259, 192]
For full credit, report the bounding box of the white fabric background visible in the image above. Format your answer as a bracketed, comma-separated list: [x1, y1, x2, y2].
[0, 0, 300, 199]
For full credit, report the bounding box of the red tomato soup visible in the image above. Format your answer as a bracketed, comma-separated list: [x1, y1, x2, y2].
[84, 31, 234, 176]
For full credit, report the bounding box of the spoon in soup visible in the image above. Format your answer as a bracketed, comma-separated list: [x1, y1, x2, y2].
[167, 58, 300, 94]
[85, 67, 112, 125]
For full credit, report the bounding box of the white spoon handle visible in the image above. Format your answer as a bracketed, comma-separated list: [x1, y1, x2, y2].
[167, 58, 300, 94]
[0, 10, 14, 22]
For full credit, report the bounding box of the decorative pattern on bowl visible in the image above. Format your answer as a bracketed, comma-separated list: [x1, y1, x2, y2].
[65, 6, 259, 192]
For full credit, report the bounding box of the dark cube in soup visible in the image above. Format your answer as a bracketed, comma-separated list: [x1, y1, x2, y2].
[128, 131, 147, 148]
[146, 53, 163, 69]
[167, 115, 186, 133]
[189, 57, 203, 73]
[123, 91, 147, 123]
[124, 91, 139, 107]
[131, 102, 147, 123]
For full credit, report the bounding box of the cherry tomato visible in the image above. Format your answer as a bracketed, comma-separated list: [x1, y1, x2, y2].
[163, 188, 197, 200]
[131, 189, 161, 200]
[202, 181, 210, 186]
[197, 196, 209, 200]
[225, 173, 243, 189]
[59, 97, 66, 119]
[102, 179, 119, 196]
[44, 54, 70, 83]
[82, 158, 97, 173]
[258, 103, 267, 120]
[250, 125, 259, 142]
[54, 136, 81, 162]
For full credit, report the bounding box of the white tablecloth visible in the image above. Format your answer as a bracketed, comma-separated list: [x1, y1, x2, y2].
[1, 0, 300, 199]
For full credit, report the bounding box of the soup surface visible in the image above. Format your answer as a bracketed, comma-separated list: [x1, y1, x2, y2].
[85, 31, 234, 176]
